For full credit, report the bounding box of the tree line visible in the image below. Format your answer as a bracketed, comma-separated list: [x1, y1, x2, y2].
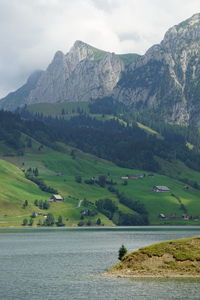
[1, 107, 200, 174]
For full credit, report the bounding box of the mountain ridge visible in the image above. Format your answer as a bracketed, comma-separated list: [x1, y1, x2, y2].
[1, 14, 200, 125]
[0, 40, 139, 110]
[114, 13, 200, 125]
[0, 70, 43, 111]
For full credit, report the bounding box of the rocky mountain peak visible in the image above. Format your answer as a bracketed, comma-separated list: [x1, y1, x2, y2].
[66, 41, 94, 68]
[67, 40, 108, 64]
[72, 40, 91, 49]
[179, 13, 200, 27]
[22, 40, 123, 105]
[53, 50, 65, 60]
[162, 13, 200, 49]
[3, 13, 200, 126]
[114, 13, 200, 126]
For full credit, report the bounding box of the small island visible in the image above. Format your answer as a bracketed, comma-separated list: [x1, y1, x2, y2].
[107, 237, 200, 278]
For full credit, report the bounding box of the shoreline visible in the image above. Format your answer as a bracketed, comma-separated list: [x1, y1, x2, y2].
[1, 224, 200, 229]
[105, 236, 200, 280]
[102, 271, 200, 279]
[1, 225, 200, 233]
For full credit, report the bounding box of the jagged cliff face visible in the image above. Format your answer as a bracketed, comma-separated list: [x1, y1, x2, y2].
[27, 41, 125, 104]
[114, 13, 200, 125]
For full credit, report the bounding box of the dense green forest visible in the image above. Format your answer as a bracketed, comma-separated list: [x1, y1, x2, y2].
[1, 95, 200, 175]
[18, 104, 200, 173]
[1, 105, 200, 226]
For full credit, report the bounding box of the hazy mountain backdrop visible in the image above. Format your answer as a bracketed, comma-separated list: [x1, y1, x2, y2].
[2, 14, 200, 126]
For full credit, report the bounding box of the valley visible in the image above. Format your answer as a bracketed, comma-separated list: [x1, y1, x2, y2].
[1, 131, 200, 227]
[1, 13, 200, 228]
[2, 3, 200, 300]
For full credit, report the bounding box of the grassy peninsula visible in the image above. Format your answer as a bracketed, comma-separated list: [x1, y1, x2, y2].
[108, 237, 200, 278]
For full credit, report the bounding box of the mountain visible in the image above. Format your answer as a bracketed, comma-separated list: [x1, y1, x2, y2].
[0, 70, 43, 111]
[23, 41, 139, 107]
[114, 13, 200, 125]
[2, 14, 200, 126]
[0, 41, 139, 111]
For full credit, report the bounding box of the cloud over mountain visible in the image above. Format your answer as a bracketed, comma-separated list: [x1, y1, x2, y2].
[0, 0, 200, 97]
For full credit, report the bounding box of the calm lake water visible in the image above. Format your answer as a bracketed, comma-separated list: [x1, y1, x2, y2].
[1, 226, 200, 300]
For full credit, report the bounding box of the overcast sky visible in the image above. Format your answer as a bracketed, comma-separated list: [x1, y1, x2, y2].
[0, 0, 200, 98]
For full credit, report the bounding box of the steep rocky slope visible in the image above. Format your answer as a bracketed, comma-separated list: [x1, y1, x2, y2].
[115, 13, 200, 125]
[1, 14, 200, 126]
[0, 41, 138, 110]
[0, 71, 43, 111]
[27, 41, 134, 104]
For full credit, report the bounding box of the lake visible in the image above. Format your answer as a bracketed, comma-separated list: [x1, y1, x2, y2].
[1, 226, 200, 300]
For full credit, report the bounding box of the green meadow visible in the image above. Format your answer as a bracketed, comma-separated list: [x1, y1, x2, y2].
[1, 134, 200, 228]
[1, 116, 200, 227]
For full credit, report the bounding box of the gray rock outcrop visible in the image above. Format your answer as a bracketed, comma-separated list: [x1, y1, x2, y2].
[114, 13, 200, 125]
[27, 41, 125, 104]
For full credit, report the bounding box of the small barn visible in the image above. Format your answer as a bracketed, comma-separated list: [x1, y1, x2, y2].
[158, 213, 166, 219]
[50, 194, 64, 202]
[128, 174, 144, 179]
[153, 186, 170, 192]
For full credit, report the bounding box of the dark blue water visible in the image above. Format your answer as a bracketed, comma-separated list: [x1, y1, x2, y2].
[0, 227, 200, 300]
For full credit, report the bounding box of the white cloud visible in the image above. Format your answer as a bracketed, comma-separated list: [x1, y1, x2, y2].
[0, 0, 200, 97]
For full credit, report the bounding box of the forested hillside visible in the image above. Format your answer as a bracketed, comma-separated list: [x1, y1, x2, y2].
[1, 108, 200, 227]
[19, 104, 200, 173]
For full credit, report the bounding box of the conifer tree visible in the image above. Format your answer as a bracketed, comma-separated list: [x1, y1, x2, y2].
[118, 245, 127, 261]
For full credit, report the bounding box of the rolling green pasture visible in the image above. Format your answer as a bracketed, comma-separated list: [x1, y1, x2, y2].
[1, 136, 200, 227]
[118, 174, 200, 224]
[0, 159, 50, 220]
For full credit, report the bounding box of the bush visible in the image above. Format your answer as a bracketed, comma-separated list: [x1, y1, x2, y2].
[96, 218, 101, 225]
[31, 212, 37, 218]
[56, 216, 65, 227]
[29, 218, 34, 226]
[22, 218, 28, 226]
[44, 213, 55, 226]
[97, 175, 107, 188]
[86, 220, 91, 226]
[95, 198, 117, 219]
[75, 175, 82, 183]
[35, 199, 50, 210]
[22, 200, 28, 208]
[77, 221, 85, 226]
[84, 179, 95, 185]
[118, 245, 127, 261]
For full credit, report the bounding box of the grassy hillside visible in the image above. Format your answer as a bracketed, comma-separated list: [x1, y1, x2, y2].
[137, 122, 161, 136]
[24, 102, 162, 135]
[108, 236, 200, 277]
[117, 173, 200, 224]
[1, 109, 200, 227]
[0, 155, 114, 227]
[27, 102, 89, 117]
[0, 159, 50, 219]
[1, 134, 200, 227]
[118, 53, 140, 66]
[156, 157, 200, 183]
